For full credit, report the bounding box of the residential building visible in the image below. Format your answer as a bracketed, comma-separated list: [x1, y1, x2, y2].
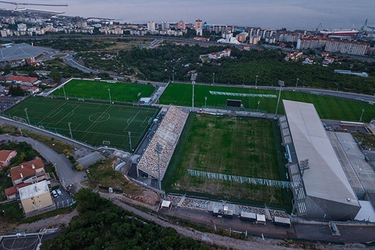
[6, 76, 38, 86]
[325, 40, 369, 56]
[176, 20, 185, 30]
[10, 158, 48, 186]
[4, 183, 31, 200]
[0, 150, 17, 169]
[195, 19, 202, 36]
[236, 32, 248, 43]
[18, 180, 55, 216]
[147, 21, 156, 32]
[161, 21, 170, 31]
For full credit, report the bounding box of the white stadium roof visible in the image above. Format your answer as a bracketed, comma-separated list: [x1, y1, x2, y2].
[0, 43, 51, 62]
[283, 100, 359, 206]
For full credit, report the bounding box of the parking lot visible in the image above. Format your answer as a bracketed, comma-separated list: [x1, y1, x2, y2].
[50, 184, 75, 209]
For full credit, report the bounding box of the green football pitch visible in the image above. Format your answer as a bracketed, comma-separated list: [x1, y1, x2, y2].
[159, 83, 375, 122]
[52, 79, 155, 103]
[5, 97, 159, 151]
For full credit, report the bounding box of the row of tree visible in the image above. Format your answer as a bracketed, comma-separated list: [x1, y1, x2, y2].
[78, 41, 375, 95]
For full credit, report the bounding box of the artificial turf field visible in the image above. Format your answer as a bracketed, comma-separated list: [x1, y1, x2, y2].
[159, 83, 375, 122]
[52, 79, 155, 103]
[165, 114, 290, 207]
[5, 96, 159, 151]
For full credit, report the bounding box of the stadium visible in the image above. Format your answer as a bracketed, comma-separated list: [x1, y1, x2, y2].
[5, 78, 375, 223]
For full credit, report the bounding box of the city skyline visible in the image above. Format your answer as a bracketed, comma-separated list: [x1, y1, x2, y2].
[0, 0, 374, 30]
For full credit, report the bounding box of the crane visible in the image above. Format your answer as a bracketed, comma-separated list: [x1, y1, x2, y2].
[0, 1, 68, 10]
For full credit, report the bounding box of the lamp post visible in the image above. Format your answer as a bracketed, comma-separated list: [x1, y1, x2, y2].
[62, 84, 67, 99]
[68, 122, 73, 139]
[172, 67, 175, 83]
[255, 75, 258, 87]
[295, 78, 299, 88]
[212, 73, 215, 85]
[275, 80, 284, 119]
[107, 88, 111, 104]
[191, 73, 197, 111]
[257, 100, 260, 111]
[128, 131, 132, 151]
[204, 96, 207, 108]
[359, 109, 365, 122]
[155, 142, 163, 190]
[24, 108, 30, 124]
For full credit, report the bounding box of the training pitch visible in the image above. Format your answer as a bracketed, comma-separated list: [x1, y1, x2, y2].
[5, 97, 159, 151]
[165, 114, 289, 207]
[159, 83, 374, 122]
[52, 79, 155, 103]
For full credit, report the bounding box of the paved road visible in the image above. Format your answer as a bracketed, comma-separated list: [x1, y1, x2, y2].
[99, 192, 299, 250]
[0, 116, 96, 151]
[0, 134, 86, 191]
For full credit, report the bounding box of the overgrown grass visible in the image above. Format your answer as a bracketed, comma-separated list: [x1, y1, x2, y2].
[87, 158, 143, 196]
[166, 114, 285, 206]
[159, 83, 375, 122]
[0, 201, 24, 221]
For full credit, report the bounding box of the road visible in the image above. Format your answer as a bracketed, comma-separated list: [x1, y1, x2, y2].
[0, 116, 96, 151]
[99, 192, 301, 250]
[0, 134, 86, 191]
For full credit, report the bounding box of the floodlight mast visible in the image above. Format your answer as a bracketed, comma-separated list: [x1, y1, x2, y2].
[275, 80, 284, 118]
[359, 109, 365, 122]
[68, 122, 73, 139]
[191, 73, 197, 111]
[24, 108, 30, 124]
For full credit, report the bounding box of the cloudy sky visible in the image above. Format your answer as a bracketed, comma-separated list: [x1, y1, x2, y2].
[2, 0, 374, 30]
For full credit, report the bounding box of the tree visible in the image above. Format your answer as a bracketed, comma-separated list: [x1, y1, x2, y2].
[50, 69, 62, 84]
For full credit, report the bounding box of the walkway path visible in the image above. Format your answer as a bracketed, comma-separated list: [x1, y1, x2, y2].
[99, 192, 302, 250]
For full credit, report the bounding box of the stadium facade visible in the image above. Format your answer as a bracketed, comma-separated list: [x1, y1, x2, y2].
[281, 100, 361, 221]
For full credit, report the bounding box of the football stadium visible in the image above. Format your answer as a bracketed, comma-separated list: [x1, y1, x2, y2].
[4, 78, 375, 223]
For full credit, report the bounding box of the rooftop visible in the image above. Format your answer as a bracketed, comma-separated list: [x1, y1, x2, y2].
[18, 180, 50, 200]
[0, 43, 50, 62]
[10, 158, 44, 182]
[283, 100, 359, 206]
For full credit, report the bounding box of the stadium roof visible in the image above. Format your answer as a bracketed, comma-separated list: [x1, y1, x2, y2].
[0, 43, 49, 62]
[283, 100, 359, 206]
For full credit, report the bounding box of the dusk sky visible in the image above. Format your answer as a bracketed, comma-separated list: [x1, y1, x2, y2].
[1, 0, 375, 30]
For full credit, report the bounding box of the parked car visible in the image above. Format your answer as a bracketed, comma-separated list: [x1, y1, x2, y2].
[51, 190, 58, 198]
[56, 189, 62, 196]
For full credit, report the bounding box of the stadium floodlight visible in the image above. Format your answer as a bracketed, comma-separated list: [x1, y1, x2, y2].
[274, 80, 284, 118]
[24, 108, 30, 124]
[359, 109, 365, 122]
[107, 88, 112, 104]
[191, 73, 197, 111]
[155, 142, 163, 190]
[63, 84, 67, 99]
[68, 122, 73, 139]
[128, 131, 132, 151]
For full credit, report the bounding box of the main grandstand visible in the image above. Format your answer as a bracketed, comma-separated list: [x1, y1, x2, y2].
[136, 106, 188, 181]
[281, 100, 361, 221]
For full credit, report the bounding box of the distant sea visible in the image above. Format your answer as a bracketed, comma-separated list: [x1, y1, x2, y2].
[1, 0, 374, 30]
